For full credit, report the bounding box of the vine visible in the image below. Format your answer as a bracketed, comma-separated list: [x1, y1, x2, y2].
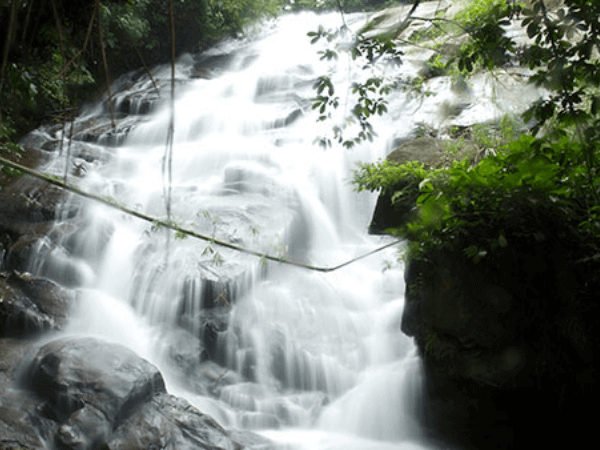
[0, 155, 402, 273]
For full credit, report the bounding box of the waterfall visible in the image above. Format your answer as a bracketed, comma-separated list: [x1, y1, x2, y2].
[26, 10, 434, 450]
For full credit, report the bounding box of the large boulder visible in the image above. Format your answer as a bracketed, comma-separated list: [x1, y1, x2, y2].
[0, 336, 263, 450]
[0, 338, 53, 450]
[29, 337, 166, 427]
[401, 237, 596, 449]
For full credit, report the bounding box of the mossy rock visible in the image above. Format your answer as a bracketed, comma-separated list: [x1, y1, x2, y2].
[369, 136, 477, 234]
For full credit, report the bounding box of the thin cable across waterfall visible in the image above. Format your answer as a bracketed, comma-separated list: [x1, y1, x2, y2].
[0, 155, 403, 272]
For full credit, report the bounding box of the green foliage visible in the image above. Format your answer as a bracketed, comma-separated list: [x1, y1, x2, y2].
[99, 0, 283, 74]
[308, 0, 525, 147]
[100, 0, 205, 72]
[456, 1, 515, 71]
[0, 0, 285, 148]
[0, 121, 21, 155]
[353, 159, 433, 196]
[287, 0, 395, 13]
[308, 23, 403, 148]
[453, 0, 512, 26]
[35, 50, 94, 111]
[0, 120, 24, 178]
[344, 0, 600, 265]
[357, 131, 598, 263]
[0, 0, 99, 138]
[206, 0, 282, 37]
[100, 0, 154, 50]
[443, 115, 527, 161]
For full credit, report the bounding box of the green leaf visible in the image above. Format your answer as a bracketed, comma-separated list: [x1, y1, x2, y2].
[498, 233, 508, 248]
[419, 178, 434, 193]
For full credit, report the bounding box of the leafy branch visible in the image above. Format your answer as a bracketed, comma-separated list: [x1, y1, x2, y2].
[308, 22, 404, 148]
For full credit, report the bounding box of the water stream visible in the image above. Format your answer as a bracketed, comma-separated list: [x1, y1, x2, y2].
[21, 8, 536, 450]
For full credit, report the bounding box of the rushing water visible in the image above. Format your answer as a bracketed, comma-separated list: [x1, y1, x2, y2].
[22, 9, 492, 450]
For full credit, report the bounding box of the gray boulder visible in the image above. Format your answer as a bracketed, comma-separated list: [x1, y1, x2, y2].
[29, 337, 166, 429]
[0, 271, 73, 337]
[3, 336, 261, 450]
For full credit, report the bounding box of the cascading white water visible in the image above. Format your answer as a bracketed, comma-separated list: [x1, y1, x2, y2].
[26, 9, 442, 450]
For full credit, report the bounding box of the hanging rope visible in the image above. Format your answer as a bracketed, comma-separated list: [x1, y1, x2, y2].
[0, 155, 404, 273]
[161, 0, 177, 263]
[56, 0, 99, 80]
[134, 47, 161, 97]
[164, 0, 176, 223]
[20, 0, 35, 42]
[97, 0, 115, 128]
[0, 0, 17, 126]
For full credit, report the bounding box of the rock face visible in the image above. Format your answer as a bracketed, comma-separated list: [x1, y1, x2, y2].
[395, 215, 597, 449]
[0, 336, 255, 450]
[30, 338, 166, 428]
[0, 177, 77, 273]
[0, 271, 73, 337]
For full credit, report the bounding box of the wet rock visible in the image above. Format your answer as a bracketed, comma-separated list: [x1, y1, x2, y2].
[0, 271, 73, 337]
[165, 328, 209, 372]
[106, 393, 240, 450]
[29, 337, 166, 426]
[191, 51, 238, 79]
[184, 360, 244, 398]
[67, 141, 115, 166]
[0, 175, 83, 274]
[1, 336, 266, 450]
[0, 392, 56, 449]
[219, 384, 283, 429]
[368, 137, 445, 235]
[114, 89, 162, 115]
[156, 326, 242, 397]
[71, 116, 140, 147]
[273, 109, 303, 129]
[0, 179, 77, 226]
[386, 136, 448, 165]
[199, 308, 231, 360]
[190, 66, 215, 79]
[401, 241, 596, 449]
[368, 134, 482, 234]
[0, 338, 55, 449]
[227, 430, 274, 450]
[25, 237, 96, 288]
[176, 303, 230, 355]
[55, 404, 111, 450]
[19, 131, 57, 153]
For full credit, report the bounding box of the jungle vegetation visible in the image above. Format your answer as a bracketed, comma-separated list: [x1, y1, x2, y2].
[0, 0, 284, 158]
